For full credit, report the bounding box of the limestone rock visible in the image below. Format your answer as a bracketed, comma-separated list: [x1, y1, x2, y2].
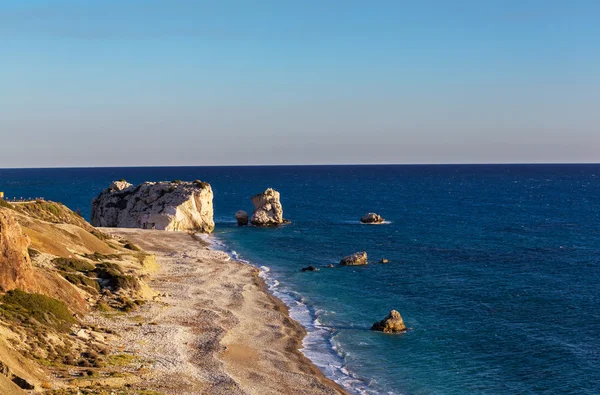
[360, 213, 385, 224]
[91, 180, 214, 233]
[109, 180, 133, 192]
[340, 251, 368, 266]
[371, 310, 406, 333]
[380, 258, 389, 264]
[235, 210, 249, 226]
[250, 188, 288, 226]
[0, 208, 36, 292]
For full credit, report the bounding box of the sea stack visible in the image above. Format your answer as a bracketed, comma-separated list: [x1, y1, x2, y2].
[91, 180, 215, 233]
[371, 310, 406, 333]
[235, 210, 249, 226]
[340, 251, 368, 266]
[360, 213, 385, 224]
[250, 188, 288, 226]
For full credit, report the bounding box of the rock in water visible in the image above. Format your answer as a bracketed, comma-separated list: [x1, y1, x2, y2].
[250, 188, 288, 226]
[371, 310, 406, 333]
[235, 210, 249, 226]
[91, 180, 215, 233]
[0, 208, 35, 292]
[380, 258, 389, 264]
[340, 251, 368, 266]
[301, 265, 319, 272]
[360, 213, 385, 224]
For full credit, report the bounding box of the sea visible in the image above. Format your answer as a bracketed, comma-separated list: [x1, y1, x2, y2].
[1, 164, 599, 394]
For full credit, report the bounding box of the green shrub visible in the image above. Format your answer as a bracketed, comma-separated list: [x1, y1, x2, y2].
[0, 289, 76, 332]
[94, 262, 140, 291]
[45, 202, 61, 216]
[61, 272, 101, 292]
[123, 242, 141, 251]
[90, 229, 110, 241]
[82, 252, 120, 262]
[52, 257, 95, 273]
[193, 180, 210, 189]
[0, 199, 14, 209]
[106, 353, 137, 366]
[28, 248, 40, 259]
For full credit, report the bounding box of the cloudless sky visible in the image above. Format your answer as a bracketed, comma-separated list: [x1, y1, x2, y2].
[1, 0, 599, 167]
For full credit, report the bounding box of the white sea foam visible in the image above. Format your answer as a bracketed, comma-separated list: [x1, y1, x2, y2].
[211, 235, 383, 395]
[340, 220, 393, 225]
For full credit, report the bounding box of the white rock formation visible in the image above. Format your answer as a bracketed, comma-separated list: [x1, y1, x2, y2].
[91, 180, 214, 233]
[250, 188, 287, 226]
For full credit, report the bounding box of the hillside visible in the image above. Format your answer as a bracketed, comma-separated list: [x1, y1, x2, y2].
[0, 201, 160, 393]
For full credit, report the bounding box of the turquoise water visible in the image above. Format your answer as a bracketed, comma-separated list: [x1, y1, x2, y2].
[1, 165, 599, 394]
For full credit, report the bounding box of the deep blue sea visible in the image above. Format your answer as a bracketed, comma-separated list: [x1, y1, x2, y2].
[1, 165, 599, 394]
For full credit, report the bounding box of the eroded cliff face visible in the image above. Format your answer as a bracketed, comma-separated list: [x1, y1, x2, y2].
[91, 180, 215, 233]
[0, 208, 35, 292]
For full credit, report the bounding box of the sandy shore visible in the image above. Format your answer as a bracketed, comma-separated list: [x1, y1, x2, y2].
[94, 228, 347, 395]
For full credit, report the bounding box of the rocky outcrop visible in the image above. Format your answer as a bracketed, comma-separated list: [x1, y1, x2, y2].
[340, 251, 368, 266]
[360, 213, 385, 224]
[250, 188, 288, 226]
[301, 265, 319, 272]
[371, 310, 406, 333]
[380, 258, 389, 264]
[91, 180, 214, 233]
[0, 208, 35, 292]
[235, 210, 249, 226]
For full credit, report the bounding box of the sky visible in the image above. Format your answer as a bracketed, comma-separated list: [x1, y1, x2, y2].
[1, 0, 599, 168]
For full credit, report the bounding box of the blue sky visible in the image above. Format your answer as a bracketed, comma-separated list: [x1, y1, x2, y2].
[1, 0, 598, 167]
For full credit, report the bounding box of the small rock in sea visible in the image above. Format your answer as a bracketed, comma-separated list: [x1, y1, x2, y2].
[324, 264, 335, 268]
[360, 213, 385, 224]
[235, 210, 249, 226]
[371, 310, 406, 333]
[380, 259, 389, 263]
[340, 251, 368, 266]
[301, 265, 319, 272]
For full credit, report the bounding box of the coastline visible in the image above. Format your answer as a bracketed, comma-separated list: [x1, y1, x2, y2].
[94, 228, 347, 395]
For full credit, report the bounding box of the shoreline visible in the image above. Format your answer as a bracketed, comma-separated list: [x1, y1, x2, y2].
[95, 228, 347, 395]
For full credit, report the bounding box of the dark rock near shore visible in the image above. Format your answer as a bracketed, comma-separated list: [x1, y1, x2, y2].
[301, 265, 319, 272]
[340, 252, 368, 266]
[371, 310, 406, 333]
[360, 213, 385, 224]
[235, 210, 249, 226]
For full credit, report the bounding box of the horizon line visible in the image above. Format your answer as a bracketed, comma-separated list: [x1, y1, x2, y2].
[1, 162, 600, 171]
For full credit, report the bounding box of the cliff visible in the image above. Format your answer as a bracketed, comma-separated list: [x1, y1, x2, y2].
[91, 180, 215, 233]
[0, 209, 35, 292]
